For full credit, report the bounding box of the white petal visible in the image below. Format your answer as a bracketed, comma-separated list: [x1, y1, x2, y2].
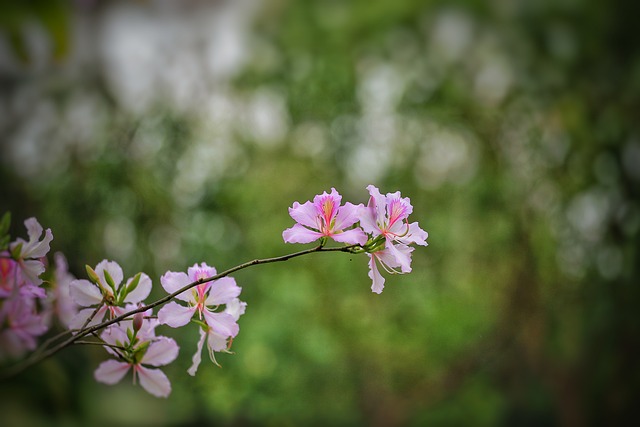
[206, 277, 241, 306]
[20, 259, 46, 285]
[160, 271, 192, 302]
[206, 329, 228, 353]
[95, 260, 124, 290]
[203, 311, 239, 337]
[94, 359, 130, 385]
[157, 302, 194, 328]
[137, 366, 171, 398]
[225, 298, 247, 321]
[69, 280, 103, 307]
[368, 255, 386, 294]
[187, 328, 207, 376]
[123, 273, 152, 303]
[142, 337, 179, 366]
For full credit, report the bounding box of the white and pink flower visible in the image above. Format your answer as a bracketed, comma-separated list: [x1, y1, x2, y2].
[68, 260, 152, 330]
[94, 318, 179, 398]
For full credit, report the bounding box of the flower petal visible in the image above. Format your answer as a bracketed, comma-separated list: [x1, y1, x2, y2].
[160, 271, 192, 302]
[123, 273, 152, 303]
[366, 185, 387, 228]
[69, 280, 103, 307]
[207, 329, 229, 352]
[206, 277, 241, 306]
[187, 328, 207, 376]
[137, 366, 171, 398]
[358, 205, 380, 236]
[288, 200, 320, 229]
[368, 254, 385, 294]
[400, 222, 429, 246]
[225, 298, 247, 321]
[332, 202, 361, 231]
[68, 306, 106, 330]
[94, 359, 130, 385]
[203, 311, 239, 337]
[142, 337, 179, 366]
[95, 260, 124, 290]
[19, 259, 46, 285]
[331, 228, 368, 246]
[283, 224, 323, 244]
[385, 241, 414, 273]
[157, 301, 195, 328]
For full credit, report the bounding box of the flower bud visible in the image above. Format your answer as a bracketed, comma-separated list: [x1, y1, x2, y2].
[132, 312, 144, 333]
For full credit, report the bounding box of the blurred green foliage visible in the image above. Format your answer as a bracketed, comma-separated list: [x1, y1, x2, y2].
[1, 0, 639, 426]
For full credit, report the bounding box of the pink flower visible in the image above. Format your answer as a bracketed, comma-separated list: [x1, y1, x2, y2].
[157, 263, 241, 339]
[68, 260, 152, 330]
[0, 296, 48, 360]
[0, 256, 47, 302]
[360, 185, 428, 272]
[283, 188, 367, 246]
[188, 298, 247, 376]
[94, 319, 179, 398]
[9, 217, 53, 286]
[359, 185, 428, 293]
[367, 245, 414, 294]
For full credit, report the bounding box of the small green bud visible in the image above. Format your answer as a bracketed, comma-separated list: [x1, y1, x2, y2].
[10, 242, 23, 259]
[103, 269, 117, 293]
[124, 273, 142, 298]
[85, 265, 101, 285]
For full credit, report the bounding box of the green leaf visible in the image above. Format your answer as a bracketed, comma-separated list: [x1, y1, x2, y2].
[0, 212, 10, 236]
[103, 268, 117, 293]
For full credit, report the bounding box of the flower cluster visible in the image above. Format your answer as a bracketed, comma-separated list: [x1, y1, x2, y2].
[1, 186, 426, 397]
[94, 309, 178, 398]
[283, 185, 428, 293]
[0, 215, 53, 360]
[71, 260, 246, 396]
[157, 263, 246, 376]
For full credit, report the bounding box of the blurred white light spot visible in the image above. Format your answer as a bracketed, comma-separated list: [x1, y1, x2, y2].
[474, 57, 512, 106]
[243, 88, 289, 146]
[597, 245, 623, 280]
[430, 9, 473, 64]
[566, 189, 610, 243]
[415, 125, 478, 189]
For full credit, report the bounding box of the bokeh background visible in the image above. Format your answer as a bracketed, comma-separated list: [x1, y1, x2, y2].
[1, 0, 639, 425]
